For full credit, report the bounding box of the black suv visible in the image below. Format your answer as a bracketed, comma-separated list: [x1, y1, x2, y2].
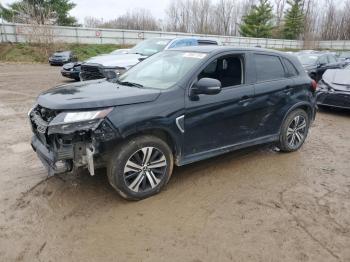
[29, 46, 316, 200]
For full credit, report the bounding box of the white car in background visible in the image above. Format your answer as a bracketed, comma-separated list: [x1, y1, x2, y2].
[80, 37, 220, 81]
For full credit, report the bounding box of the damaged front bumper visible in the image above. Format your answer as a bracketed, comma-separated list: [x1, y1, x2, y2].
[31, 135, 73, 176]
[29, 106, 119, 176]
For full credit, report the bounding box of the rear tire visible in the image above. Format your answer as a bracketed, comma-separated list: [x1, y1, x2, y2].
[278, 109, 309, 152]
[107, 135, 173, 200]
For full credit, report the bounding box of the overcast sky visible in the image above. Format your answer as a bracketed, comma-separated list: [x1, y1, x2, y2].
[2, 0, 172, 23]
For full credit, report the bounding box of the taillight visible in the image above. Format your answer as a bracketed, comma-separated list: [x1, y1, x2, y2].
[311, 79, 317, 92]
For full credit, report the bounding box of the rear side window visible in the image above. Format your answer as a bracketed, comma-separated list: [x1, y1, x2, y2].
[283, 58, 299, 77]
[255, 54, 285, 82]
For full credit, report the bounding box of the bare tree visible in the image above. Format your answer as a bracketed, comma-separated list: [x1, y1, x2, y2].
[84, 16, 103, 28]
[215, 0, 235, 35]
[83, 9, 160, 31]
[275, 0, 286, 26]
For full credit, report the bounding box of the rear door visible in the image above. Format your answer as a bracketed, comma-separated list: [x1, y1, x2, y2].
[250, 53, 294, 139]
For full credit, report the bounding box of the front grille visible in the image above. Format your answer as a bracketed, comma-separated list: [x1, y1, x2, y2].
[81, 64, 105, 80]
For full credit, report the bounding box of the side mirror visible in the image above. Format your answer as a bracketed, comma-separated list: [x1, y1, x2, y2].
[318, 62, 326, 68]
[191, 78, 222, 96]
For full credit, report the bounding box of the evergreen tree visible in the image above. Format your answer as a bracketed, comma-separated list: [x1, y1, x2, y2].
[0, 0, 77, 26]
[282, 0, 304, 39]
[239, 0, 274, 38]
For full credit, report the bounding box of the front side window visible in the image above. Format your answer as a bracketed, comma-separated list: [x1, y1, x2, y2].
[198, 55, 244, 88]
[119, 51, 207, 89]
[255, 54, 285, 82]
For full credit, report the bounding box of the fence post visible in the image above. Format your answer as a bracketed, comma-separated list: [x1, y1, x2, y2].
[121, 31, 124, 46]
[0, 23, 3, 43]
[75, 27, 78, 44]
[14, 24, 18, 43]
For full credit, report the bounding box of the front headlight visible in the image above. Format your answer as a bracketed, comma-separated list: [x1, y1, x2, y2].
[48, 107, 114, 135]
[50, 108, 113, 126]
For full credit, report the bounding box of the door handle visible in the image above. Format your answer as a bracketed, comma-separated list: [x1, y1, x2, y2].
[238, 96, 253, 105]
[283, 86, 293, 93]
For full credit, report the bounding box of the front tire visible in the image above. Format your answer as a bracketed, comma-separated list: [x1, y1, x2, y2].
[278, 109, 310, 152]
[107, 135, 174, 200]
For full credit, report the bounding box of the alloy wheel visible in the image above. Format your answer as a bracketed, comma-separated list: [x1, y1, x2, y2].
[123, 147, 167, 193]
[286, 115, 307, 148]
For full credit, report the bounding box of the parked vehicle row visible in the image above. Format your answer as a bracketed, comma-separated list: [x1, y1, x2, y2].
[80, 37, 220, 81]
[32, 46, 317, 200]
[295, 51, 345, 82]
[316, 64, 350, 109]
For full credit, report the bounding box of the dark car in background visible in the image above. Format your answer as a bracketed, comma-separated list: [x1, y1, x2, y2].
[29, 46, 316, 200]
[80, 37, 220, 81]
[296, 52, 344, 82]
[49, 51, 77, 66]
[316, 64, 350, 109]
[60, 49, 130, 81]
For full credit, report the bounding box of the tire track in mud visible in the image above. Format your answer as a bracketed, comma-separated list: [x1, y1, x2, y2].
[279, 188, 343, 261]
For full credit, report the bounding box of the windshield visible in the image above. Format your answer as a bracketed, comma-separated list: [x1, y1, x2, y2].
[297, 54, 319, 65]
[118, 51, 207, 89]
[53, 52, 69, 57]
[129, 38, 171, 56]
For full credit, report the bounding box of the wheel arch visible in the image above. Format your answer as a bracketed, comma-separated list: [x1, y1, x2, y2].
[279, 102, 314, 133]
[121, 128, 182, 164]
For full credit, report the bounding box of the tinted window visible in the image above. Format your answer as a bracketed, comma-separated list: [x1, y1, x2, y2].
[198, 55, 244, 88]
[283, 58, 298, 77]
[255, 54, 285, 82]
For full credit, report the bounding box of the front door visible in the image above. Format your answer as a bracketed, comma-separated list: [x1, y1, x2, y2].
[183, 53, 256, 158]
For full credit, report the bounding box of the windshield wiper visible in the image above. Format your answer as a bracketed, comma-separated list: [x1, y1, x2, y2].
[116, 80, 144, 88]
[131, 52, 145, 56]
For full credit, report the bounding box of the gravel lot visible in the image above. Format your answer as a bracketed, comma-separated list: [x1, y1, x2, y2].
[0, 63, 349, 262]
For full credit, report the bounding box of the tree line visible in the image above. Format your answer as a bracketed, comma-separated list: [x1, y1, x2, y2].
[1, 0, 350, 41]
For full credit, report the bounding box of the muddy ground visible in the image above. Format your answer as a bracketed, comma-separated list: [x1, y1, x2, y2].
[0, 63, 349, 262]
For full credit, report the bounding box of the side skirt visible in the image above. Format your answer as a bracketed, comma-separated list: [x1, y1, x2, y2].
[177, 134, 279, 166]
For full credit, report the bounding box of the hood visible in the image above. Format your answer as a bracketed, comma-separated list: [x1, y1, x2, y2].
[323, 69, 350, 92]
[37, 79, 161, 110]
[84, 53, 146, 68]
